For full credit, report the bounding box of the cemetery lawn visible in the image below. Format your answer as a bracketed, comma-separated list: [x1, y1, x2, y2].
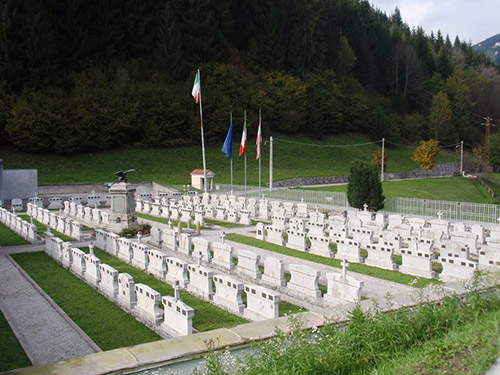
[0, 223, 30, 246]
[306, 177, 497, 204]
[226, 234, 439, 288]
[136, 213, 208, 230]
[480, 173, 500, 197]
[204, 218, 252, 228]
[11, 252, 162, 350]
[2, 134, 461, 186]
[0, 310, 31, 372]
[18, 215, 75, 241]
[85, 247, 248, 331]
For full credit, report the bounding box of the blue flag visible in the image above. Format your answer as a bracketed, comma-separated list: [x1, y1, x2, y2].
[221, 121, 233, 159]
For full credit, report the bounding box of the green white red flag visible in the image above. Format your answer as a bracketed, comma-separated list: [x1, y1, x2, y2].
[239, 115, 247, 156]
[191, 70, 200, 103]
[256, 114, 262, 160]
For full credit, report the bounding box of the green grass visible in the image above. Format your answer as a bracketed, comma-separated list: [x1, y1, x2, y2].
[204, 218, 251, 228]
[0, 223, 30, 246]
[226, 234, 439, 288]
[18, 215, 76, 241]
[83, 247, 248, 331]
[1, 134, 462, 186]
[373, 309, 500, 374]
[136, 213, 208, 230]
[200, 288, 500, 374]
[307, 177, 498, 204]
[11, 252, 162, 350]
[481, 173, 500, 197]
[0, 310, 31, 372]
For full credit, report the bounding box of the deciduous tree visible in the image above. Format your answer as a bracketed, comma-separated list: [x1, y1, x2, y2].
[413, 139, 440, 170]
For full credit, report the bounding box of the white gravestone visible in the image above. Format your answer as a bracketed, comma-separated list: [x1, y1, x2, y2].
[266, 226, 285, 246]
[286, 227, 307, 251]
[308, 233, 333, 257]
[117, 273, 137, 309]
[236, 250, 262, 279]
[131, 242, 149, 270]
[161, 292, 194, 336]
[324, 266, 363, 303]
[178, 233, 193, 257]
[256, 223, 266, 241]
[70, 248, 86, 277]
[165, 257, 189, 287]
[187, 262, 214, 300]
[117, 237, 133, 263]
[364, 243, 398, 270]
[335, 238, 363, 263]
[147, 249, 167, 279]
[211, 240, 235, 271]
[399, 248, 435, 279]
[192, 237, 212, 264]
[213, 274, 245, 315]
[134, 283, 163, 325]
[439, 255, 478, 282]
[287, 264, 321, 299]
[99, 264, 119, 299]
[244, 284, 280, 321]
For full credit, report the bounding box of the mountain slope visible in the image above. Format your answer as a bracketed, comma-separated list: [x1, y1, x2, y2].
[474, 33, 500, 65]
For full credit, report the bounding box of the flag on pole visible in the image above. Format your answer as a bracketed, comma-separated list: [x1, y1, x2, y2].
[191, 70, 201, 103]
[256, 114, 262, 160]
[221, 121, 233, 159]
[239, 114, 247, 156]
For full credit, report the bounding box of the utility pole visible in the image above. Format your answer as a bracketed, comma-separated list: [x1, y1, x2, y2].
[269, 136, 273, 192]
[460, 140, 464, 175]
[381, 138, 385, 182]
[483, 117, 494, 167]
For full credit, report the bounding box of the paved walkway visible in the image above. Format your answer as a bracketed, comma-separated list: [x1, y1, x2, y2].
[0, 244, 100, 366]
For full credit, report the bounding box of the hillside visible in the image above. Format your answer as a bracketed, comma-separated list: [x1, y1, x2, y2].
[0, 0, 499, 156]
[474, 33, 500, 65]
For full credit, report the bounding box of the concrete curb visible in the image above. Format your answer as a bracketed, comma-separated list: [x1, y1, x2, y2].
[6, 254, 102, 354]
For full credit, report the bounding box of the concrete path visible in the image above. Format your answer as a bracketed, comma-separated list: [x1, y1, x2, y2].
[0, 247, 100, 366]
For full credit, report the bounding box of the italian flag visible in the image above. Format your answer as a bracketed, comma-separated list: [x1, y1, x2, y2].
[239, 116, 247, 156]
[191, 70, 200, 103]
[256, 116, 262, 160]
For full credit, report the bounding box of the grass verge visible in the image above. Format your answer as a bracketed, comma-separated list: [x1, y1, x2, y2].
[137, 213, 208, 230]
[0, 310, 31, 372]
[0, 223, 30, 246]
[226, 233, 439, 288]
[204, 218, 251, 228]
[18, 215, 75, 241]
[11, 252, 162, 350]
[197, 287, 500, 374]
[84, 247, 248, 331]
[306, 177, 497, 204]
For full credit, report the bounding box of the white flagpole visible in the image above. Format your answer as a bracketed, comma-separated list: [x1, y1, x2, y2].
[259, 108, 262, 194]
[244, 110, 247, 193]
[198, 69, 207, 193]
[230, 112, 233, 191]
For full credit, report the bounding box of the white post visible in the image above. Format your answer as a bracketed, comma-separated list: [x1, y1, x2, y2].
[381, 138, 385, 182]
[244, 110, 247, 193]
[460, 140, 464, 175]
[230, 112, 233, 190]
[269, 136, 273, 192]
[197, 69, 208, 193]
[259, 108, 262, 194]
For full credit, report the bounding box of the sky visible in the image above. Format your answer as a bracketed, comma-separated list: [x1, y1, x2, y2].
[369, 0, 499, 44]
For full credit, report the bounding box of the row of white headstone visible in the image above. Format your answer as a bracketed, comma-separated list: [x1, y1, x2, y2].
[43, 233, 193, 337]
[26, 203, 82, 240]
[256, 208, 487, 282]
[62, 201, 110, 228]
[147, 225, 363, 305]
[94, 229, 284, 320]
[0, 207, 37, 242]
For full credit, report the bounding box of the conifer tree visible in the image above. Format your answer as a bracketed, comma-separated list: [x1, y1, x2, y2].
[347, 161, 384, 211]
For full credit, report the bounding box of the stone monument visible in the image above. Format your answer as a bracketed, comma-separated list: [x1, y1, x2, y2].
[107, 170, 138, 232]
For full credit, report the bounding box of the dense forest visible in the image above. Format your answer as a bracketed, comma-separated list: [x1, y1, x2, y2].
[0, 0, 499, 154]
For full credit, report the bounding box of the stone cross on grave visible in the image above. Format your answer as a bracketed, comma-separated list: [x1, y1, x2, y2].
[137, 232, 142, 243]
[342, 259, 349, 278]
[220, 231, 226, 244]
[197, 256, 202, 267]
[174, 281, 181, 301]
[437, 210, 443, 220]
[168, 220, 173, 230]
[89, 242, 94, 256]
[363, 203, 368, 212]
[301, 197, 304, 203]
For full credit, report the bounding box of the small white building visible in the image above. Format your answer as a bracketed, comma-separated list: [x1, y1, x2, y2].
[190, 169, 215, 191]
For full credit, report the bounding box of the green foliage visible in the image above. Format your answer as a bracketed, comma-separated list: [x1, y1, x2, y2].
[0, 1, 498, 153]
[347, 161, 384, 211]
[0, 310, 31, 372]
[413, 139, 440, 170]
[429, 91, 454, 143]
[0, 222, 30, 246]
[118, 224, 151, 238]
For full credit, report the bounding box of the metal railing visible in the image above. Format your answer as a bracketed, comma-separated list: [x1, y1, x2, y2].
[170, 184, 500, 225]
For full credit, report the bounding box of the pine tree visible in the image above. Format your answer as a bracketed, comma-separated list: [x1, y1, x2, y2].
[347, 161, 384, 211]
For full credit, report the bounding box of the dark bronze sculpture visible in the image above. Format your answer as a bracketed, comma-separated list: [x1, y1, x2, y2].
[114, 169, 135, 182]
